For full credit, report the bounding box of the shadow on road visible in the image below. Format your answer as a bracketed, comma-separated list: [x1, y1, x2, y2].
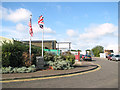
[80, 59, 96, 62]
[73, 65, 96, 68]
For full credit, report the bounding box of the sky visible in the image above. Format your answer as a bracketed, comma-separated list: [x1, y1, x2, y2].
[1, 2, 118, 54]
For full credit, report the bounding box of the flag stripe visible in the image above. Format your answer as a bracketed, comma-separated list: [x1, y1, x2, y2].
[29, 18, 33, 37]
[38, 15, 44, 29]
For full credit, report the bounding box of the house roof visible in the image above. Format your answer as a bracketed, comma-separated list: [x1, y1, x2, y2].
[22, 40, 57, 43]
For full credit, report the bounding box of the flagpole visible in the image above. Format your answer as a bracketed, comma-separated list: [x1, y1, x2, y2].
[42, 25, 44, 57]
[29, 14, 32, 65]
[29, 35, 31, 64]
[38, 15, 44, 57]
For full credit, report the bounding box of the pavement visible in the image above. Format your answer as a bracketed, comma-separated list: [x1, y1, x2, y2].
[2, 61, 98, 81]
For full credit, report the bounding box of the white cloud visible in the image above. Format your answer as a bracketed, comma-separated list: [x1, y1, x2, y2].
[45, 27, 56, 33]
[2, 27, 29, 40]
[66, 29, 78, 37]
[16, 23, 28, 31]
[77, 23, 118, 53]
[33, 23, 56, 34]
[79, 23, 117, 40]
[63, 23, 118, 54]
[0, 6, 2, 19]
[1, 6, 32, 22]
[2, 22, 56, 41]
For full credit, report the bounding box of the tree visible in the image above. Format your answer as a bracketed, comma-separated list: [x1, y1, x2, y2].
[92, 45, 104, 57]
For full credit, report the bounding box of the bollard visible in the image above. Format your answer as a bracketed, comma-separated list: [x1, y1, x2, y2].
[78, 51, 80, 61]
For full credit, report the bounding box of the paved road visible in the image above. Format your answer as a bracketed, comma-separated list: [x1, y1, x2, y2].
[2, 57, 118, 88]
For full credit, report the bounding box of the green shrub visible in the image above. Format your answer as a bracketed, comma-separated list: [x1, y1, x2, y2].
[12, 67, 18, 73]
[61, 51, 75, 64]
[22, 52, 34, 67]
[44, 52, 55, 61]
[2, 66, 13, 74]
[2, 40, 42, 67]
[2, 65, 36, 74]
[44, 52, 75, 70]
[2, 52, 11, 67]
[46, 59, 74, 70]
[2, 40, 26, 67]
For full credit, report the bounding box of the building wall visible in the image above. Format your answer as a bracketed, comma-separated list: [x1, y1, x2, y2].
[56, 42, 71, 52]
[100, 53, 106, 58]
[24, 40, 57, 49]
[32, 41, 52, 49]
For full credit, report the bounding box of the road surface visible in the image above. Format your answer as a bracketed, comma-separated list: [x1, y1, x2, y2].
[2, 57, 118, 88]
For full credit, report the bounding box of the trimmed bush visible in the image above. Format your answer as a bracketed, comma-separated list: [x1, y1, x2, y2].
[2, 40, 42, 67]
[2, 40, 26, 67]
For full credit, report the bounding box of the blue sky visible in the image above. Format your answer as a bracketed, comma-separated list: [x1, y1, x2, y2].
[1, 2, 118, 53]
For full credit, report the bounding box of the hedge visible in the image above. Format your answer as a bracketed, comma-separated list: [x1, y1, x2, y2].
[2, 40, 42, 67]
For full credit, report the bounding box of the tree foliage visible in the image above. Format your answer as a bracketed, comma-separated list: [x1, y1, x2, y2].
[92, 45, 104, 57]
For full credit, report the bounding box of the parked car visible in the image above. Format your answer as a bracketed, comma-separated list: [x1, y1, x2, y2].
[83, 55, 92, 61]
[112, 55, 120, 61]
[108, 54, 114, 60]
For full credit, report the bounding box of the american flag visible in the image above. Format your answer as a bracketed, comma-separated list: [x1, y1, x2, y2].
[38, 15, 44, 29]
[29, 17, 33, 37]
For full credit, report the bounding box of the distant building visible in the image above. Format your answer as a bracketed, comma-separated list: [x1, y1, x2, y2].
[23, 40, 57, 49]
[104, 50, 114, 56]
[56, 42, 71, 52]
[100, 50, 114, 58]
[100, 53, 106, 58]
